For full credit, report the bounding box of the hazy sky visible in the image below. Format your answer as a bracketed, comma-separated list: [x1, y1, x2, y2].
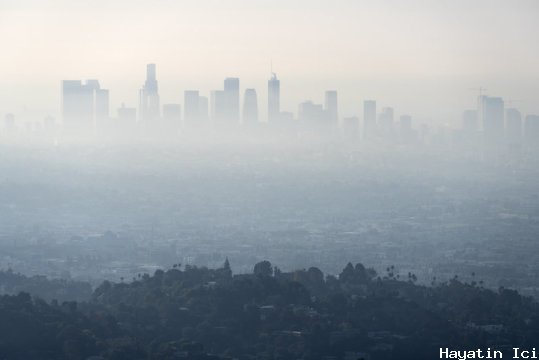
[1, 0, 538, 125]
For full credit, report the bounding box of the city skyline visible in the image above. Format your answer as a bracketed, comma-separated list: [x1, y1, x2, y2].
[3, 63, 539, 136]
[1, 0, 538, 124]
[2, 61, 535, 159]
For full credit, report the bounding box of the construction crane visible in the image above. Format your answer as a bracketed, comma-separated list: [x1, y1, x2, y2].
[468, 87, 488, 98]
[505, 99, 523, 108]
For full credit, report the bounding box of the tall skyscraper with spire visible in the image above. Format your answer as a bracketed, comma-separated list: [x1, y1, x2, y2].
[268, 72, 280, 122]
[139, 64, 160, 126]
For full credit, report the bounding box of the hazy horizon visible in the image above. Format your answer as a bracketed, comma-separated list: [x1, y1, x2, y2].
[1, 0, 538, 125]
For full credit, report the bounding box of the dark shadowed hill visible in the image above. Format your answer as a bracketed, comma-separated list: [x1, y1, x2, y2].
[1, 261, 539, 360]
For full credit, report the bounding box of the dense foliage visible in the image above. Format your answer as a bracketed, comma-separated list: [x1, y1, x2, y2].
[0, 270, 92, 302]
[1, 261, 539, 360]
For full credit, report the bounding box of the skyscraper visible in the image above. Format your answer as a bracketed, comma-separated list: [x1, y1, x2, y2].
[342, 116, 359, 141]
[268, 72, 280, 122]
[199, 96, 209, 123]
[505, 108, 522, 145]
[363, 100, 376, 140]
[378, 107, 394, 138]
[399, 115, 413, 142]
[298, 101, 325, 122]
[298, 101, 328, 137]
[139, 64, 160, 126]
[324, 91, 338, 127]
[524, 115, 539, 149]
[224, 78, 240, 124]
[243, 89, 258, 124]
[462, 110, 478, 133]
[117, 104, 136, 125]
[117, 103, 137, 137]
[162, 104, 181, 135]
[210, 90, 226, 124]
[184, 91, 201, 128]
[479, 96, 504, 147]
[62, 79, 109, 134]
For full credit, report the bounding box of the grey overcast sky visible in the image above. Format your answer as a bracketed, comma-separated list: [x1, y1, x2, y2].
[0, 0, 538, 124]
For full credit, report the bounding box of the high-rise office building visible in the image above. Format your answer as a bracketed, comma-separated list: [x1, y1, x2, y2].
[62, 79, 109, 133]
[299, 101, 329, 136]
[268, 72, 280, 122]
[224, 78, 240, 124]
[342, 116, 359, 140]
[184, 91, 201, 128]
[117, 103, 137, 136]
[479, 96, 504, 147]
[199, 96, 209, 123]
[400, 115, 413, 142]
[298, 101, 325, 122]
[163, 104, 181, 135]
[505, 108, 522, 145]
[163, 104, 181, 118]
[363, 100, 376, 139]
[400, 115, 412, 131]
[325, 91, 338, 127]
[117, 104, 136, 124]
[139, 64, 160, 125]
[243, 89, 258, 124]
[378, 107, 394, 137]
[524, 115, 539, 148]
[462, 110, 478, 133]
[211, 90, 226, 124]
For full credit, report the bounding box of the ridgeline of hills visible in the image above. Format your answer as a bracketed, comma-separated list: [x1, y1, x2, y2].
[1, 261, 538, 360]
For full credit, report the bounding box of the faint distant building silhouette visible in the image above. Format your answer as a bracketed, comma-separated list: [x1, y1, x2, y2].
[342, 116, 359, 141]
[117, 103, 137, 137]
[479, 96, 504, 148]
[184, 91, 201, 128]
[298, 100, 328, 136]
[378, 107, 394, 138]
[243, 89, 259, 125]
[92, 81, 110, 132]
[505, 108, 522, 146]
[325, 91, 338, 129]
[363, 100, 377, 140]
[524, 115, 539, 149]
[268, 72, 280, 122]
[224, 78, 240, 124]
[162, 104, 181, 136]
[210, 90, 226, 124]
[62, 79, 109, 134]
[199, 96, 209, 123]
[117, 104, 136, 124]
[399, 115, 414, 143]
[3, 113, 16, 132]
[43, 116, 56, 134]
[139, 64, 160, 127]
[298, 101, 325, 122]
[462, 110, 478, 133]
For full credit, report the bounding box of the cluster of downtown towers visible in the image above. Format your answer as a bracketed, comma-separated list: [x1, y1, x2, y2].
[60, 64, 539, 148]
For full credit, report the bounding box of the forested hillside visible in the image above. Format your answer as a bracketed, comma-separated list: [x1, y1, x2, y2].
[1, 261, 538, 360]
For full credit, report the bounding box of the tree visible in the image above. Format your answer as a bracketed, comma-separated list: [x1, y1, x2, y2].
[222, 258, 232, 278]
[253, 261, 273, 277]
